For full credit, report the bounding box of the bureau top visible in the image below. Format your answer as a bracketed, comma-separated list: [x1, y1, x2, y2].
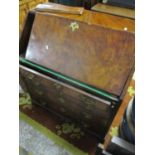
[25, 12, 134, 97]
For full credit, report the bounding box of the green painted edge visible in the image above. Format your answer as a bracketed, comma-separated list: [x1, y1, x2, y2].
[19, 57, 118, 101]
[19, 112, 88, 155]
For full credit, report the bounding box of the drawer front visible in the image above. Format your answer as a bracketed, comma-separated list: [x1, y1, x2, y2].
[20, 65, 116, 137]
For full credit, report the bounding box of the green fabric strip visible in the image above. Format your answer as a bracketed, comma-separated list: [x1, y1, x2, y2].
[20, 112, 88, 155]
[19, 57, 118, 101]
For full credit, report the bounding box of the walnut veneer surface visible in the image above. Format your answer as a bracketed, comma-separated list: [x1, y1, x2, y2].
[25, 11, 134, 96]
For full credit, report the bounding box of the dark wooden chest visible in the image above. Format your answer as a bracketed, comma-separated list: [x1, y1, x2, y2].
[19, 5, 134, 139]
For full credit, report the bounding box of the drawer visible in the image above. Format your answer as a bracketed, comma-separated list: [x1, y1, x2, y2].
[20, 65, 116, 138]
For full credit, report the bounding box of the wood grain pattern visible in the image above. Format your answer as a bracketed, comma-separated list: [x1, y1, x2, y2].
[25, 13, 134, 96]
